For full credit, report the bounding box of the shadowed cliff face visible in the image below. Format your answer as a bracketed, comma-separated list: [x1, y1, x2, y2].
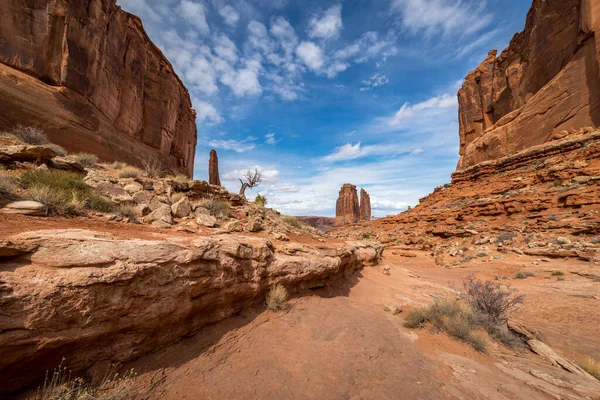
[457, 0, 600, 169]
[0, 0, 197, 177]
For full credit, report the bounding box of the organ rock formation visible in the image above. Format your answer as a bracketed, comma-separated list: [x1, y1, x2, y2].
[360, 188, 371, 221]
[209, 149, 221, 186]
[0, 0, 197, 176]
[457, 0, 600, 169]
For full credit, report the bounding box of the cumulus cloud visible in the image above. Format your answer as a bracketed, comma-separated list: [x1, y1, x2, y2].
[391, 93, 456, 124]
[323, 142, 362, 162]
[223, 166, 280, 182]
[296, 41, 325, 71]
[208, 136, 257, 153]
[178, 0, 210, 35]
[307, 4, 343, 40]
[217, 4, 239, 27]
[193, 99, 223, 125]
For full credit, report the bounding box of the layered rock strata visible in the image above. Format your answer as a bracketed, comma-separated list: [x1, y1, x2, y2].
[0, 230, 382, 393]
[209, 149, 221, 186]
[360, 188, 371, 221]
[457, 0, 600, 168]
[335, 184, 360, 226]
[0, 0, 197, 176]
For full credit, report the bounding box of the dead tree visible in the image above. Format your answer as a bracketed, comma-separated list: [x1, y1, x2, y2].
[239, 168, 262, 197]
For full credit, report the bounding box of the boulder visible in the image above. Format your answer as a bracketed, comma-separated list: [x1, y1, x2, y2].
[0, 201, 46, 216]
[124, 182, 143, 194]
[47, 157, 85, 172]
[196, 210, 217, 227]
[245, 219, 263, 233]
[143, 204, 173, 225]
[171, 197, 192, 218]
[273, 232, 289, 241]
[0, 145, 57, 163]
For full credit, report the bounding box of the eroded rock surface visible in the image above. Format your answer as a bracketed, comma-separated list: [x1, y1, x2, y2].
[458, 0, 600, 168]
[209, 149, 221, 187]
[0, 230, 382, 393]
[0, 0, 197, 176]
[360, 188, 371, 222]
[335, 184, 360, 226]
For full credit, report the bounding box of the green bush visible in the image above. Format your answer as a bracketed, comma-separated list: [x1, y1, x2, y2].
[284, 215, 305, 230]
[73, 153, 98, 168]
[255, 194, 267, 206]
[514, 271, 535, 279]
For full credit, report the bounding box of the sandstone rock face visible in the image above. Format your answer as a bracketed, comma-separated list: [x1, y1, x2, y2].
[296, 216, 336, 231]
[0, 230, 382, 393]
[360, 188, 371, 221]
[335, 184, 360, 226]
[209, 149, 221, 186]
[457, 0, 600, 169]
[0, 0, 197, 176]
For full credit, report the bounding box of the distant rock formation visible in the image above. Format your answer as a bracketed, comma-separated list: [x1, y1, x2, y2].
[297, 216, 336, 231]
[209, 149, 221, 186]
[0, 0, 197, 176]
[360, 189, 371, 221]
[336, 184, 360, 226]
[457, 0, 600, 169]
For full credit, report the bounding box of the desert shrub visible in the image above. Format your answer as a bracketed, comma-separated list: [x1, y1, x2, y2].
[514, 271, 535, 279]
[34, 358, 137, 400]
[140, 155, 164, 179]
[582, 357, 600, 381]
[119, 205, 138, 221]
[11, 125, 48, 145]
[403, 307, 432, 329]
[284, 215, 305, 230]
[167, 175, 190, 183]
[551, 271, 564, 276]
[496, 231, 516, 243]
[266, 284, 288, 311]
[20, 170, 114, 216]
[118, 167, 141, 179]
[73, 153, 98, 168]
[255, 194, 267, 206]
[198, 197, 230, 218]
[45, 143, 68, 156]
[109, 161, 127, 170]
[461, 276, 524, 326]
[360, 232, 374, 240]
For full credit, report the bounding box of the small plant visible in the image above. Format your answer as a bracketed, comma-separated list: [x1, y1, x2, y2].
[284, 215, 307, 230]
[496, 231, 516, 244]
[197, 197, 230, 218]
[73, 153, 98, 168]
[167, 175, 190, 183]
[582, 357, 600, 381]
[140, 155, 164, 178]
[85, 194, 116, 213]
[461, 276, 524, 326]
[109, 161, 127, 170]
[255, 193, 267, 206]
[11, 125, 48, 145]
[403, 307, 432, 329]
[360, 232, 374, 240]
[119, 204, 138, 221]
[118, 167, 141, 179]
[514, 271, 535, 279]
[45, 143, 68, 156]
[266, 284, 288, 311]
[551, 271, 564, 276]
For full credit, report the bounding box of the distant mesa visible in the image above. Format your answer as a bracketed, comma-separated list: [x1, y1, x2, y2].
[457, 0, 600, 169]
[335, 184, 370, 226]
[209, 149, 221, 186]
[0, 0, 197, 176]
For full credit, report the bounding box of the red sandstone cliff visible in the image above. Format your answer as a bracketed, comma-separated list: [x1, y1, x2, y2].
[457, 0, 600, 169]
[359, 188, 371, 222]
[0, 0, 197, 176]
[335, 184, 360, 226]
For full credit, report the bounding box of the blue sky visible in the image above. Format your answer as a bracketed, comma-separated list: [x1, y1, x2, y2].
[117, 0, 530, 217]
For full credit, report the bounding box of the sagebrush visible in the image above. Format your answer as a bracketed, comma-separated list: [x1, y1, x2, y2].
[197, 197, 230, 218]
[73, 153, 98, 168]
[10, 125, 48, 145]
[266, 284, 288, 311]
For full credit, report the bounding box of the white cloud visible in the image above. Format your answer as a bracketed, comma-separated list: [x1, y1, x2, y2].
[360, 73, 389, 91]
[323, 142, 362, 162]
[217, 4, 239, 27]
[208, 136, 257, 153]
[213, 34, 239, 63]
[248, 21, 275, 54]
[265, 132, 280, 145]
[307, 4, 343, 40]
[193, 99, 223, 125]
[391, 0, 492, 37]
[326, 61, 349, 78]
[269, 183, 299, 192]
[296, 41, 325, 71]
[391, 93, 456, 124]
[223, 166, 280, 182]
[178, 0, 210, 35]
[410, 148, 424, 155]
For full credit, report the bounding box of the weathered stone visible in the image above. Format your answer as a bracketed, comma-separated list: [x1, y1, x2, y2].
[457, 0, 600, 169]
[222, 220, 243, 233]
[0, 201, 46, 216]
[0, 0, 197, 176]
[47, 157, 85, 172]
[245, 219, 263, 233]
[196, 210, 217, 227]
[209, 149, 221, 186]
[273, 232, 289, 241]
[124, 182, 143, 195]
[171, 197, 192, 218]
[0, 145, 57, 164]
[335, 184, 360, 226]
[143, 204, 173, 225]
[359, 188, 371, 222]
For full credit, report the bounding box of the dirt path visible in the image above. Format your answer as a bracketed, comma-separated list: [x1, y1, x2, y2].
[124, 253, 600, 399]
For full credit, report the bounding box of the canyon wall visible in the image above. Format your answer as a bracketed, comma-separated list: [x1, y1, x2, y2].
[457, 0, 600, 169]
[0, 0, 197, 176]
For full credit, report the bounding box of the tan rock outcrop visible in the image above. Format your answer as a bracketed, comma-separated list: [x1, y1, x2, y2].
[335, 184, 360, 226]
[0, 0, 197, 176]
[360, 188, 371, 221]
[457, 0, 600, 169]
[0, 229, 382, 393]
[209, 149, 221, 186]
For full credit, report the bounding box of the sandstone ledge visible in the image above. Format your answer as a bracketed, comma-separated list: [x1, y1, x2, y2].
[0, 229, 382, 393]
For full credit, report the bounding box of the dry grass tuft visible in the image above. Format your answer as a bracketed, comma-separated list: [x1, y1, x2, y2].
[197, 197, 230, 218]
[582, 357, 600, 381]
[45, 144, 68, 156]
[73, 153, 98, 168]
[118, 167, 141, 179]
[266, 284, 288, 311]
[284, 215, 307, 230]
[171, 192, 186, 204]
[514, 271, 535, 279]
[140, 156, 164, 179]
[108, 161, 127, 170]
